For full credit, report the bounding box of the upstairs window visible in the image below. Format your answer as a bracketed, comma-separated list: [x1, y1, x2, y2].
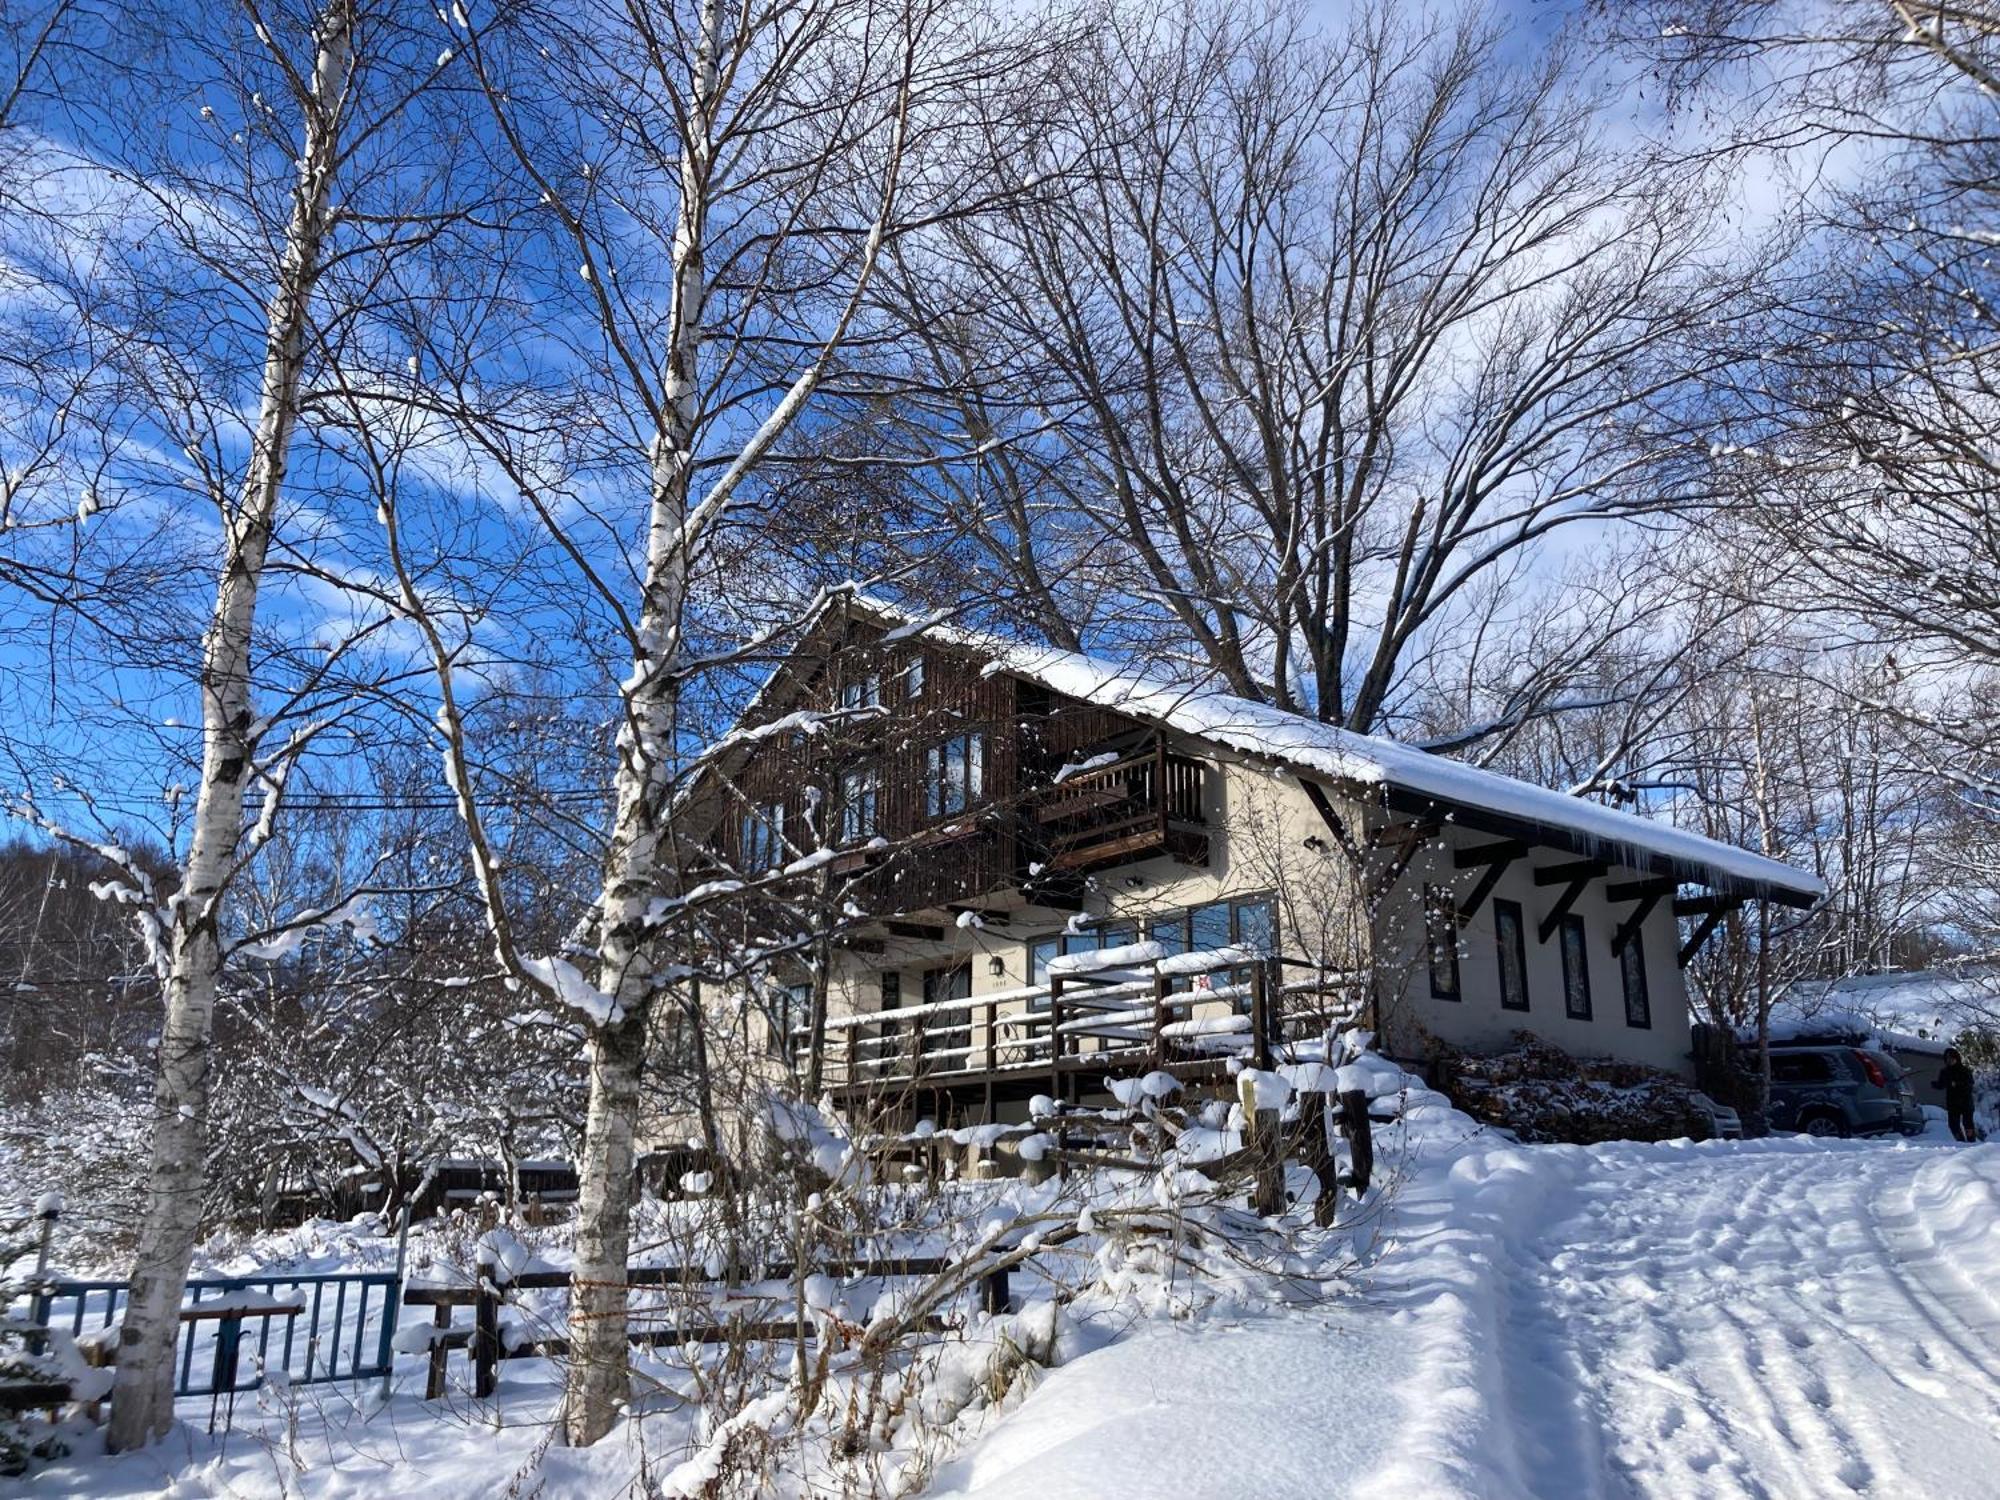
[924, 732, 985, 818]
[1427, 885, 1461, 1000]
[1497, 899, 1530, 1012]
[839, 766, 879, 843]
[740, 801, 785, 871]
[1559, 913, 1591, 1019]
[1621, 934, 1651, 1029]
[839, 674, 881, 711]
[905, 656, 926, 699]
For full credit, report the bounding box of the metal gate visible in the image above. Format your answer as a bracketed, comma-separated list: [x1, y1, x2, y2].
[34, 1271, 402, 1397]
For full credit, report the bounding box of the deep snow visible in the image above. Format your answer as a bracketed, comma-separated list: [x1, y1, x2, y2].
[11, 1128, 1999, 1497]
[931, 1135, 2000, 1500]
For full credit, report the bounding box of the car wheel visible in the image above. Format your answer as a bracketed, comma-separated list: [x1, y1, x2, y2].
[1800, 1111, 1848, 1139]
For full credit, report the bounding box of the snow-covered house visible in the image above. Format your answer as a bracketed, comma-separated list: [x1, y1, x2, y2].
[687, 600, 1824, 1126]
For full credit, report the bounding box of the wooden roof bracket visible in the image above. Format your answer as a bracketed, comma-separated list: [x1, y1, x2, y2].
[1676, 895, 1744, 967]
[1367, 822, 1437, 904]
[1534, 860, 1604, 943]
[1609, 878, 1678, 956]
[1454, 839, 1527, 921]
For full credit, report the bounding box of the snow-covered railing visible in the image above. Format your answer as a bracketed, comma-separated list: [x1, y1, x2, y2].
[812, 948, 1366, 1091]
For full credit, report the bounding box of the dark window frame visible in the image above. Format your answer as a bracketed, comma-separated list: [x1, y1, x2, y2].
[1427, 885, 1461, 1001]
[838, 765, 879, 843]
[838, 673, 881, 711]
[1620, 933, 1652, 1029]
[740, 801, 785, 872]
[1559, 912, 1592, 1020]
[924, 731, 986, 819]
[1496, 898, 1531, 1013]
[921, 962, 973, 1055]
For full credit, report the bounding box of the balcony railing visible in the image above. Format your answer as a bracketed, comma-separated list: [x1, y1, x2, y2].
[1028, 738, 1208, 873]
[811, 949, 1366, 1095]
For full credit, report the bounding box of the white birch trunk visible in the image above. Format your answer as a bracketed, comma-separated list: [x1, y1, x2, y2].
[561, 0, 720, 1447]
[105, 5, 351, 1451]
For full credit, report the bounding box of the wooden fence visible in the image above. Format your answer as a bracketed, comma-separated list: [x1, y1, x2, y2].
[403, 1252, 1012, 1400]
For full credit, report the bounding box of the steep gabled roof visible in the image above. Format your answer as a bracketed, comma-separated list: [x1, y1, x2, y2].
[830, 596, 1824, 907]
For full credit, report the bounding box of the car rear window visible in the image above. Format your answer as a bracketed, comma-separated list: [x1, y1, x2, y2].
[1771, 1052, 1835, 1083]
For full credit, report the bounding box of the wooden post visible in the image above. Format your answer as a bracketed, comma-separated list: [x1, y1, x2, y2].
[985, 998, 998, 1074]
[845, 1025, 856, 1087]
[25, 1198, 56, 1357]
[1238, 1073, 1285, 1217]
[1151, 968, 1172, 1069]
[1047, 974, 1065, 1103]
[980, 1266, 1011, 1316]
[473, 1249, 501, 1398]
[424, 1302, 450, 1400]
[1248, 962, 1271, 1073]
[1338, 1089, 1374, 1195]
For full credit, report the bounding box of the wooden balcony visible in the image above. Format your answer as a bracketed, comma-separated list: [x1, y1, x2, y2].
[1028, 737, 1209, 873]
[814, 950, 1367, 1107]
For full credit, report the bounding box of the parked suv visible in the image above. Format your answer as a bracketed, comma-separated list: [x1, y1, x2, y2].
[1766, 1043, 1926, 1138]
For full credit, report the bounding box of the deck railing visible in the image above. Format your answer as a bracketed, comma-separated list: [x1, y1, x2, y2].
[813, 949, 1365, 1094]
[1030, 739, 1207, 870]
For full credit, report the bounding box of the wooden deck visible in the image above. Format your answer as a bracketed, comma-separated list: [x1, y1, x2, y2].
[815, 949, 1364, 1120]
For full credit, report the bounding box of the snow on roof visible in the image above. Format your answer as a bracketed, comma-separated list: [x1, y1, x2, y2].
[1786, 969, 2000, 1047]
[737, 593, 1823, 902]
[914, 617, 1821, 901]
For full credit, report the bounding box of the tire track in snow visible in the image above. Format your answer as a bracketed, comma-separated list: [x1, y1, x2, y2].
[1450, 1141, 2000, 1500]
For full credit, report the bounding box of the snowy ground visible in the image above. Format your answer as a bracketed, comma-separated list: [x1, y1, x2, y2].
[11, 1123, 2000, 1497]
[930, 1134, 2000, 1500]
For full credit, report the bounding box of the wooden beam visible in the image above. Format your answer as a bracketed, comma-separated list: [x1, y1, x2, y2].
[885, 921, 945, 941]
[1674, 894, 1742, 918]
[1537, 873, 1594, 944]
[1454, 839, 1528, 869]
[1612, 890, 1667, 956]
[1300, 780, 1364, 862]
[1367, 823, 1434, 902]
[836, 937, 886, 955]
[1605, 877, 1677, 903]
[1458, 851, 1519, 921]
[1533, 859, 1604, 887]
[1677, 907, 1731, 968]
[1368, 820, 1439, 850]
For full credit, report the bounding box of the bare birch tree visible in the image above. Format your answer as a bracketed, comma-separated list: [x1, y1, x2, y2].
[0, 0, 480, 1447]
[341, 0, 1062, 1445]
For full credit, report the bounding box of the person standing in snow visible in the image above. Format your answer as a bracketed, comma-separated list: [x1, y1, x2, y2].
[1939, 1048, 1978, 1143]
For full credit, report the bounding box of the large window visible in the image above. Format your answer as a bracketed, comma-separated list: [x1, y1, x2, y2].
[839, 766, 879, 843]
[877, 971, 901, 1041]
[1620, 934, 1651, 1029]
[1559, 914, 1591, 1019]
[1027, 894, 1276, 1011]
[1496, 899, 1530, 1013]
[922, 963, 972, 1057]
[1427, 885, 1461, 1000]
[924, 732, 985, 818]
[740, 801, 785, 871]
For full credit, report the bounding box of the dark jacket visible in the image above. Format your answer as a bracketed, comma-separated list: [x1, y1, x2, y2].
[1940, 1061, 1976, 1110]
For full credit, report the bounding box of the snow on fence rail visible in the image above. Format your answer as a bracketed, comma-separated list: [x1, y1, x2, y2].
[812, 949, 1366, 1091]
[11, 1204, 1019, 1417]
[400, 1250, 1010, 1400]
